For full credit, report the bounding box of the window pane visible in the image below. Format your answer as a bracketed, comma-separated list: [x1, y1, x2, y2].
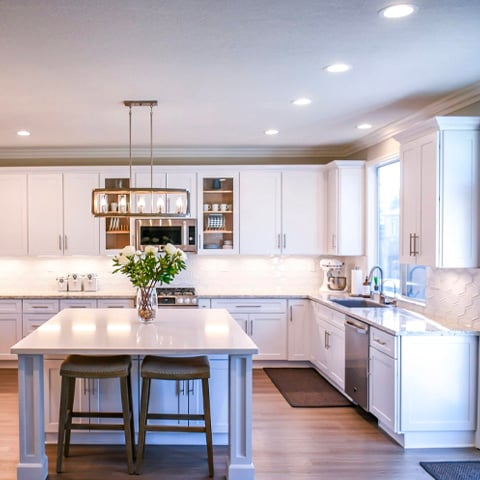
[401, 264, 426, 301]
[377, 160, 400, 295]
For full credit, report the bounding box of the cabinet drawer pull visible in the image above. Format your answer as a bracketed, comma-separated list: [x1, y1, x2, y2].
[31, 305, 50, 309]
[235, 305, 261, 308]
[374, 338, 387, 346]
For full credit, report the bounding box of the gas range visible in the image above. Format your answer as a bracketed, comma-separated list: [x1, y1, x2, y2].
[156, 287, 198, 307]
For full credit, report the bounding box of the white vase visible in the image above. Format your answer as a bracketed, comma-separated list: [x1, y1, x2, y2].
[136, 287, 158, 323]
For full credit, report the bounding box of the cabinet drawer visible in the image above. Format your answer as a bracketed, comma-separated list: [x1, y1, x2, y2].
[97, 298, 134, 308]
[211, 298, 287, 313]
[60, 299, 97, 309]
[23, 299, 60, 314]
[370, 328, 397, 358]
[0, 299, 22, 314]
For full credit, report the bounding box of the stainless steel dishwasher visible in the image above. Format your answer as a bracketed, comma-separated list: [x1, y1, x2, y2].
[344, 316, 369, 410]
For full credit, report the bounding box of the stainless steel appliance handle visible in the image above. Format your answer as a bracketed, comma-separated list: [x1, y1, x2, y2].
[345, 319, 369, 334]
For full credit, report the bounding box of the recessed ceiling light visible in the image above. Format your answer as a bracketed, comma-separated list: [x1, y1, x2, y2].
[292, 98, 312, 106]
[357, 123, 372, 130]
[17, 130, 31, 136]
[379, 3, 417, 18]
[264, 129, 279, 136]
[324, 63, 351, 73]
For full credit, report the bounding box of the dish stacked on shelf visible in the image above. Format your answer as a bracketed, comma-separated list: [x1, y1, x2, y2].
[207, 214, 225, 230]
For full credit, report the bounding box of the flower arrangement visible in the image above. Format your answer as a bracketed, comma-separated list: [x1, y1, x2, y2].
[113, 244, 187, 321]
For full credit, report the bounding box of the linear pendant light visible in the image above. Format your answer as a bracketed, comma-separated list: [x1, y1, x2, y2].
[91, 100, 190, 217]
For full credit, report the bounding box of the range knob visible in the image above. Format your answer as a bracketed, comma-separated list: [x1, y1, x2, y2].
[176, 297, 184, 304]
[184, 297, 191, 305]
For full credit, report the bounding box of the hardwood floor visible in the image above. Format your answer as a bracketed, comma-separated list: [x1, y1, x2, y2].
[2, 367, 480, 479]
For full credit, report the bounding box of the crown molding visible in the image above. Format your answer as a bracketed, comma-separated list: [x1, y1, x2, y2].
[0, 82, 478, 161]
[0, 145, 344, 160]
[343, 81, 480, 156]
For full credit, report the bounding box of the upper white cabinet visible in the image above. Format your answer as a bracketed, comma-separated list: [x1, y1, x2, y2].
[396, 116, 480, 267]
[326, 161, 364, 256]
[0, 173, 28, 255]
[239, 167, 324, 255]
[134, 168, 197, 217]
[28, 172, 100, 256]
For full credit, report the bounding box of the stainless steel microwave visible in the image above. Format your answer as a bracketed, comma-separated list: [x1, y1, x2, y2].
[135, 218, 197, 252]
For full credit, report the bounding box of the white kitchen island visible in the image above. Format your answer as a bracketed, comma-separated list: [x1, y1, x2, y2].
[11, 307, 258, 480]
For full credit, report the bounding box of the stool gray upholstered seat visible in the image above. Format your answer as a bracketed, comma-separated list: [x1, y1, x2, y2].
[135, 355, 213, 477]
[56, 354, 135, 474]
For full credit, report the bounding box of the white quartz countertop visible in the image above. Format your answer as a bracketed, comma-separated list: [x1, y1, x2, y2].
[11, 308, 259, 355]
[310, 293, 469, 336]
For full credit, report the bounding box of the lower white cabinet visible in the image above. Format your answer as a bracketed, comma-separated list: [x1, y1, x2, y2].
[22, 299, 60, 336]
[310, 302, 345, 390]
[369, 327, 478, 448]
[287, 299, 311, 361]
[211, 298, 287, 360]
[369, 327, 398, 432]
[0, 300, 22, 361]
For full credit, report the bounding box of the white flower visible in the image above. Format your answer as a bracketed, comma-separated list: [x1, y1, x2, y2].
[180, 251, 187, 262]
[121, 245, 136, 257]
[164, 243, 177, 255]
[144, 245, 158, 255]
[117, 253, 130, 265]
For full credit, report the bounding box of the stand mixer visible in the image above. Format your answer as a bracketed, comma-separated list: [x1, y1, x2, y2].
[320, 259, 347, 292]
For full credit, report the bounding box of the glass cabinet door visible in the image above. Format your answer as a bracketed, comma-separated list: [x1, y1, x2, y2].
[198, 173, 239, 254]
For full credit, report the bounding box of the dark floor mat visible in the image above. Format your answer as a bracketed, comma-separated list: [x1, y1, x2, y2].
[263, 367, 352, 407]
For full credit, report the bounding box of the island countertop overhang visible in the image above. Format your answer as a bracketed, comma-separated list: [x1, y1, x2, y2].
[11, 307, 259, 356]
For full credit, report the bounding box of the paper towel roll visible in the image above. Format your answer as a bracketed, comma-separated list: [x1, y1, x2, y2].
[350, 269, 363, 296]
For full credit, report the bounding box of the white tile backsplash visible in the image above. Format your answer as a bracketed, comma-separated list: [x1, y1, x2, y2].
[425, 267, 480, 329]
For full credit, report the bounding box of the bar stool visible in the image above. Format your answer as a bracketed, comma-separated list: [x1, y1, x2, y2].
[135, 355, 213, 477]
[56, 354, 135, 474]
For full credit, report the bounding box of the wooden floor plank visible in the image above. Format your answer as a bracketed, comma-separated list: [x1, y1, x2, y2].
[1, 367, 480, 479]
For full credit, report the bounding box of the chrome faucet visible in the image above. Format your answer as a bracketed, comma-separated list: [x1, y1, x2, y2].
[367, 265, 384, 300]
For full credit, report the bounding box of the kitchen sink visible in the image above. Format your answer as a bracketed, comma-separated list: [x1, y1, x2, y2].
[330, 298, 387, 308]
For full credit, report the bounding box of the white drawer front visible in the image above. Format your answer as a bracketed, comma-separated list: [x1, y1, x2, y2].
[23, 299, 60, 314]
[60, 299, 97, 309]
[97, 298, 134, 308]
[0, 299, 22, 314]
[370, 328, 397, 358]
[210, 298, 287, 313]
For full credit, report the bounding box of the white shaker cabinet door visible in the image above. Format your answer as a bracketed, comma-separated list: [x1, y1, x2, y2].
[63, 172, 100, 255]
[0, 173, 28, 255]
[282, 170, 324, 255]
[239, 170, 282, 255]
[28, 173, 64, 255]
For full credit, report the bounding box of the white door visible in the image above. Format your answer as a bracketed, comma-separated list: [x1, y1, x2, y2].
[250, 313, 287, 360]
[63, 172, 100, 255]
[28, 173, 63, 255]
[287, 300, 310, 361]
[239, 170, 281, 254]
[282, 170, 324, 255]
[0, 174, 28, 255]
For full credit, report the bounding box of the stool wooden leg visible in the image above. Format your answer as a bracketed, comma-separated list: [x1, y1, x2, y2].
[120, 376, 135, 474]
[202, 378, 214, 477]
[63, 377, 76, 458]
[127, 372, 136, 460]
[56, 376, 74, 473]
[135, 377, 151, 475]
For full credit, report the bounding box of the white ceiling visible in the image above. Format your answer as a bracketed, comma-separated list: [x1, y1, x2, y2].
[1, 0, 480, 159]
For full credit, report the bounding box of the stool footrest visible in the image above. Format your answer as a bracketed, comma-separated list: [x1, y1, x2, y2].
[144, 425, 207, 433]
[67, 423, 127, 431]
[71, 412, 128, 419]
[147, 413, 205, 422]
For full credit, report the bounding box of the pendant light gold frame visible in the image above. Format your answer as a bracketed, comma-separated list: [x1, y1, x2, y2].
[91, 100, 190, 217]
